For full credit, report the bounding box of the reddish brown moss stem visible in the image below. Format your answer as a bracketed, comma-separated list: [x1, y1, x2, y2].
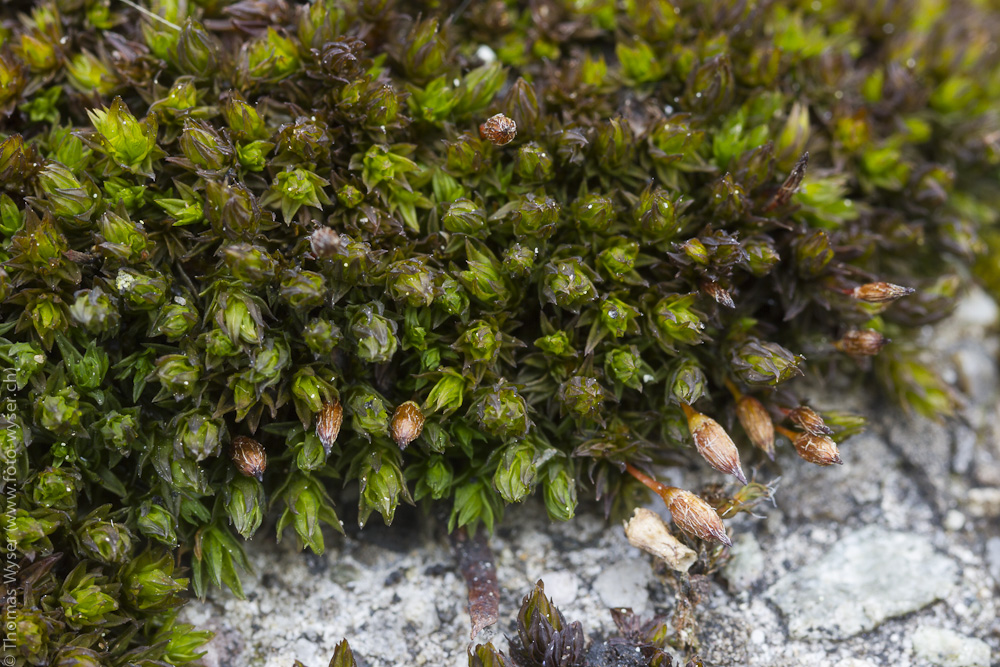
[723, 377, 743, 401]
[623, 462, 675, 502]
[774, 424, 798, 440]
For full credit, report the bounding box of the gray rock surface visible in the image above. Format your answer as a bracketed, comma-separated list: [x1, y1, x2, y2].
[987, 537, 1000, 584]
[590, 557, 652, 614]
[765, 527, 958, 640]
[182, 288, 1000, 666]
[722, 532, 764, 592]
[966, 488, 1000, 518]
[911, 626, 992, 667]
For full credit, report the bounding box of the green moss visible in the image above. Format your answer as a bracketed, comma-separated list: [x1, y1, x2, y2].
[1, 0, 999, 662]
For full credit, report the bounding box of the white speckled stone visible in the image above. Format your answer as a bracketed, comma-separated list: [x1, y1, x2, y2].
[723, 532, 765, 592]
[766, 527, 958, 640]
[536, 570, 580, 607]
[912, 626, 992, 667]
[591, 558, 652, 615]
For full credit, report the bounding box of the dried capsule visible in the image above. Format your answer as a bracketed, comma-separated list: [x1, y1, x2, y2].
[389, 400, 425, 449]
[230, 435, 266, 481]
[680, 404, 748, 485]
[624, 507, 697, 572]
[849, 282, 914, 303]
[835, 329, 890, 356]
[792, 432, 843, 466]
[665, 487, 732, 547]
[764, 151, 808, 211]
[788, 406, 832, 436]
[479, 113, 517, 146]
[309, 226, 342, 258]
[701, 280, 735, 308]
[735, 395, 775, 460]
[315, 400, 343, 453]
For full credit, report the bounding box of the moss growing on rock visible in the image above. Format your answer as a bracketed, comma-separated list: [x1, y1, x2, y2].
[1, 0, 998, 662]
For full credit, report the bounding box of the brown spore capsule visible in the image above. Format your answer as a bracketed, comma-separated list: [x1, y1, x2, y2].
[736, 395, 775, 460]
[664, 487, 732, 547]
[479, 113, 517, 146]
[231, 435, 266, 481]
[309, 226, 342, 258]
[702, 280, 735, 308]
[390, 400, 425, 449]
[835, 329, 890, 356]
[849, 282, 914, 303]
[788, 406, 832, 436]
[793, 432, 843, 466]
[623, 464, 732, 547]
[681, 404, 748, 485]
[316, 400, 343, 453]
